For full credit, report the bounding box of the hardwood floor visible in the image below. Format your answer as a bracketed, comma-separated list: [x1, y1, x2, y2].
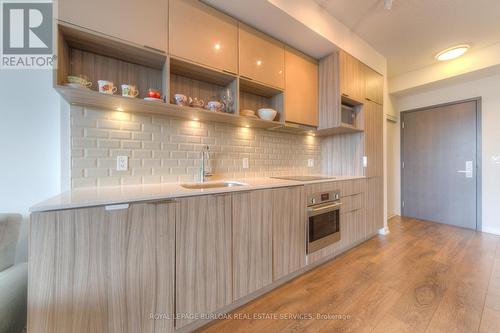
[197, 216, 500, 333]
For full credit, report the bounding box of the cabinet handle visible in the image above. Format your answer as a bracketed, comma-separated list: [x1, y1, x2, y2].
[145, 198, 176, 205]
[222, 69, 237, 76]
[240, 75, 253, 81]
[342, 93, 349, 97]
[105, 203, 130, 211]
[143, 45, 166, 54]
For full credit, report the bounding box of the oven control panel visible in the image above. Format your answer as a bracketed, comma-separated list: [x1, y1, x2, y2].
[307, 191, 340, 206]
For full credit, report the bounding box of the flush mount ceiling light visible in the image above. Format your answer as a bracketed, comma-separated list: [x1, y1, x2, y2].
[435, 45, 470, 61]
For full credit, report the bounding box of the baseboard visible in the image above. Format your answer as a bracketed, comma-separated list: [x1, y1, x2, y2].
[378, 226, 390, 235]
[481, 226, 500, 236]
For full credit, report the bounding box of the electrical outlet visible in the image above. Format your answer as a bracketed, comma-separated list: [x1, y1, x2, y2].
[242, 158, 249, 169]
[307, 159, 314, 167]
[116, 156, 128, 171]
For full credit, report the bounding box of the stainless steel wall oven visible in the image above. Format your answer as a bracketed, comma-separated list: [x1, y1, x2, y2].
[307, 190, 341, 254]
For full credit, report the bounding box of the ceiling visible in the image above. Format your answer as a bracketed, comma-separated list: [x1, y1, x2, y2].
[315, 0, 500, 77]
[204, 0, 337, 59]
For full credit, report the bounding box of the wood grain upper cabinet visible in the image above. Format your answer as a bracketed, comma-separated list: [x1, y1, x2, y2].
[364, 65, 384, 105]
[239, 24, 285, 89]
[28, 202, 176, 333]
[339, 50, 365, 102]
[364, 101, 384, 178]
[169, 0, 238, 73]
[175, 194, 232, 328]
[59, 0, 168, 52]
[285, 48, 318, 126]
[272, 186, 306, 280]
[232, 190, 273, 300]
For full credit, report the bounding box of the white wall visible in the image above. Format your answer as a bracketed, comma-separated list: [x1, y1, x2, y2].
[386, 118, 400, 217]
[391, 73, 500, 235]
[268, 0, 387, 74]
[0, 70, 61, 261]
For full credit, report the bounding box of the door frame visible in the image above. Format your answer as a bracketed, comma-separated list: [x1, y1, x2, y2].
[400, 97, 482, 230]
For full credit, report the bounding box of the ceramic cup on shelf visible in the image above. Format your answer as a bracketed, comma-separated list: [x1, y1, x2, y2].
[67, 75, 92, 88]
[121, 84, 139, 98]
[174, 93, 191, 106]
[190, 97, 205, 108]
[98, 80, 117, 95]
[206, 100, 223, 112]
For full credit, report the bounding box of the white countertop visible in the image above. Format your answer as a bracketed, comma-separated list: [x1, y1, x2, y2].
[30, 176, 365, 212]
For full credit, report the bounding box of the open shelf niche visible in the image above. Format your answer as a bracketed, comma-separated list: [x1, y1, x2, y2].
[239, 77, 284, 123]
[168, 57, 238, 114]
[57, 23, 168, 100]
[54, 23, 288, 131]
[340, 95, 364, 131]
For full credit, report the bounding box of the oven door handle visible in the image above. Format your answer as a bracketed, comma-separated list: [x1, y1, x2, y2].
[307, 202, 342, 216]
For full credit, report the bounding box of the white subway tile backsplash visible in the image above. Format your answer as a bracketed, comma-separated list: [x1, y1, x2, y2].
[110, 131, 132, 139]
[70, 107, 321, 188]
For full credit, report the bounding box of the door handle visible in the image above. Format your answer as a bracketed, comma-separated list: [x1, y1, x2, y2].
[457, 161, 473, 178]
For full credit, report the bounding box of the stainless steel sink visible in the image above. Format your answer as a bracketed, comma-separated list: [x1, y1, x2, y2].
[180, 181, 247, 190]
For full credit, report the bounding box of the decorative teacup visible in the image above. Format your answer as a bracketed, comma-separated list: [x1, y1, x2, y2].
[98, 80, 117, 95]
[206, 100, 223, 112]
[121, 84, 139, 98]
[190, 97, 205, 108]
[174, 93, 191, 106]
[67, 75, 92, 88]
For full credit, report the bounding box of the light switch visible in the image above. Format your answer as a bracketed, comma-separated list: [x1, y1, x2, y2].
[242, 158, 249, 169]
[363, 156, 368, 168]
[116, 156, 128, 171]
[307, 159, 314, 167]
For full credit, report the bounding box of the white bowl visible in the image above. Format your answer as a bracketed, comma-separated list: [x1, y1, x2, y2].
[257, 108, 278, 121]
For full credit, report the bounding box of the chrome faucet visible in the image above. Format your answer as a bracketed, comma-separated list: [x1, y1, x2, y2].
[200, 145, 212, 182]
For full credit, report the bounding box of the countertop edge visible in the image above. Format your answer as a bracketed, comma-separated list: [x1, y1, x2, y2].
[30, 176, 366, 213]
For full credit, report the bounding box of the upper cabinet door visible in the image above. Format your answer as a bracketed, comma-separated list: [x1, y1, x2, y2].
[364, 65, 384, 105]
[169, 0, 238, 73]
[59, 0, 168, 53]
[285, 48, 318, 126]
[339, 50, 365, 102]
[239, 24, 285, 89]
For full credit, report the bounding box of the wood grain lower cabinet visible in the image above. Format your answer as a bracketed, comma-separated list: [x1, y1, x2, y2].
[232, 190, 273, 300]
[272, 187, 306, 280]
[337, 208, 365, 254]
[366, 177, 384, 236]
[28, 203, 175, 333]
[175, 195, 232, 328]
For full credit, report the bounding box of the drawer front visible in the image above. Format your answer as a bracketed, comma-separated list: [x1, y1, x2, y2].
[339, 179, 366, 197]
[304, 179, 366, 199]
[341, 193, 363, 214]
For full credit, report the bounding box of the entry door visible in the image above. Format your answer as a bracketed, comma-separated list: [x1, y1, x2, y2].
[401, 100, 478, 229]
